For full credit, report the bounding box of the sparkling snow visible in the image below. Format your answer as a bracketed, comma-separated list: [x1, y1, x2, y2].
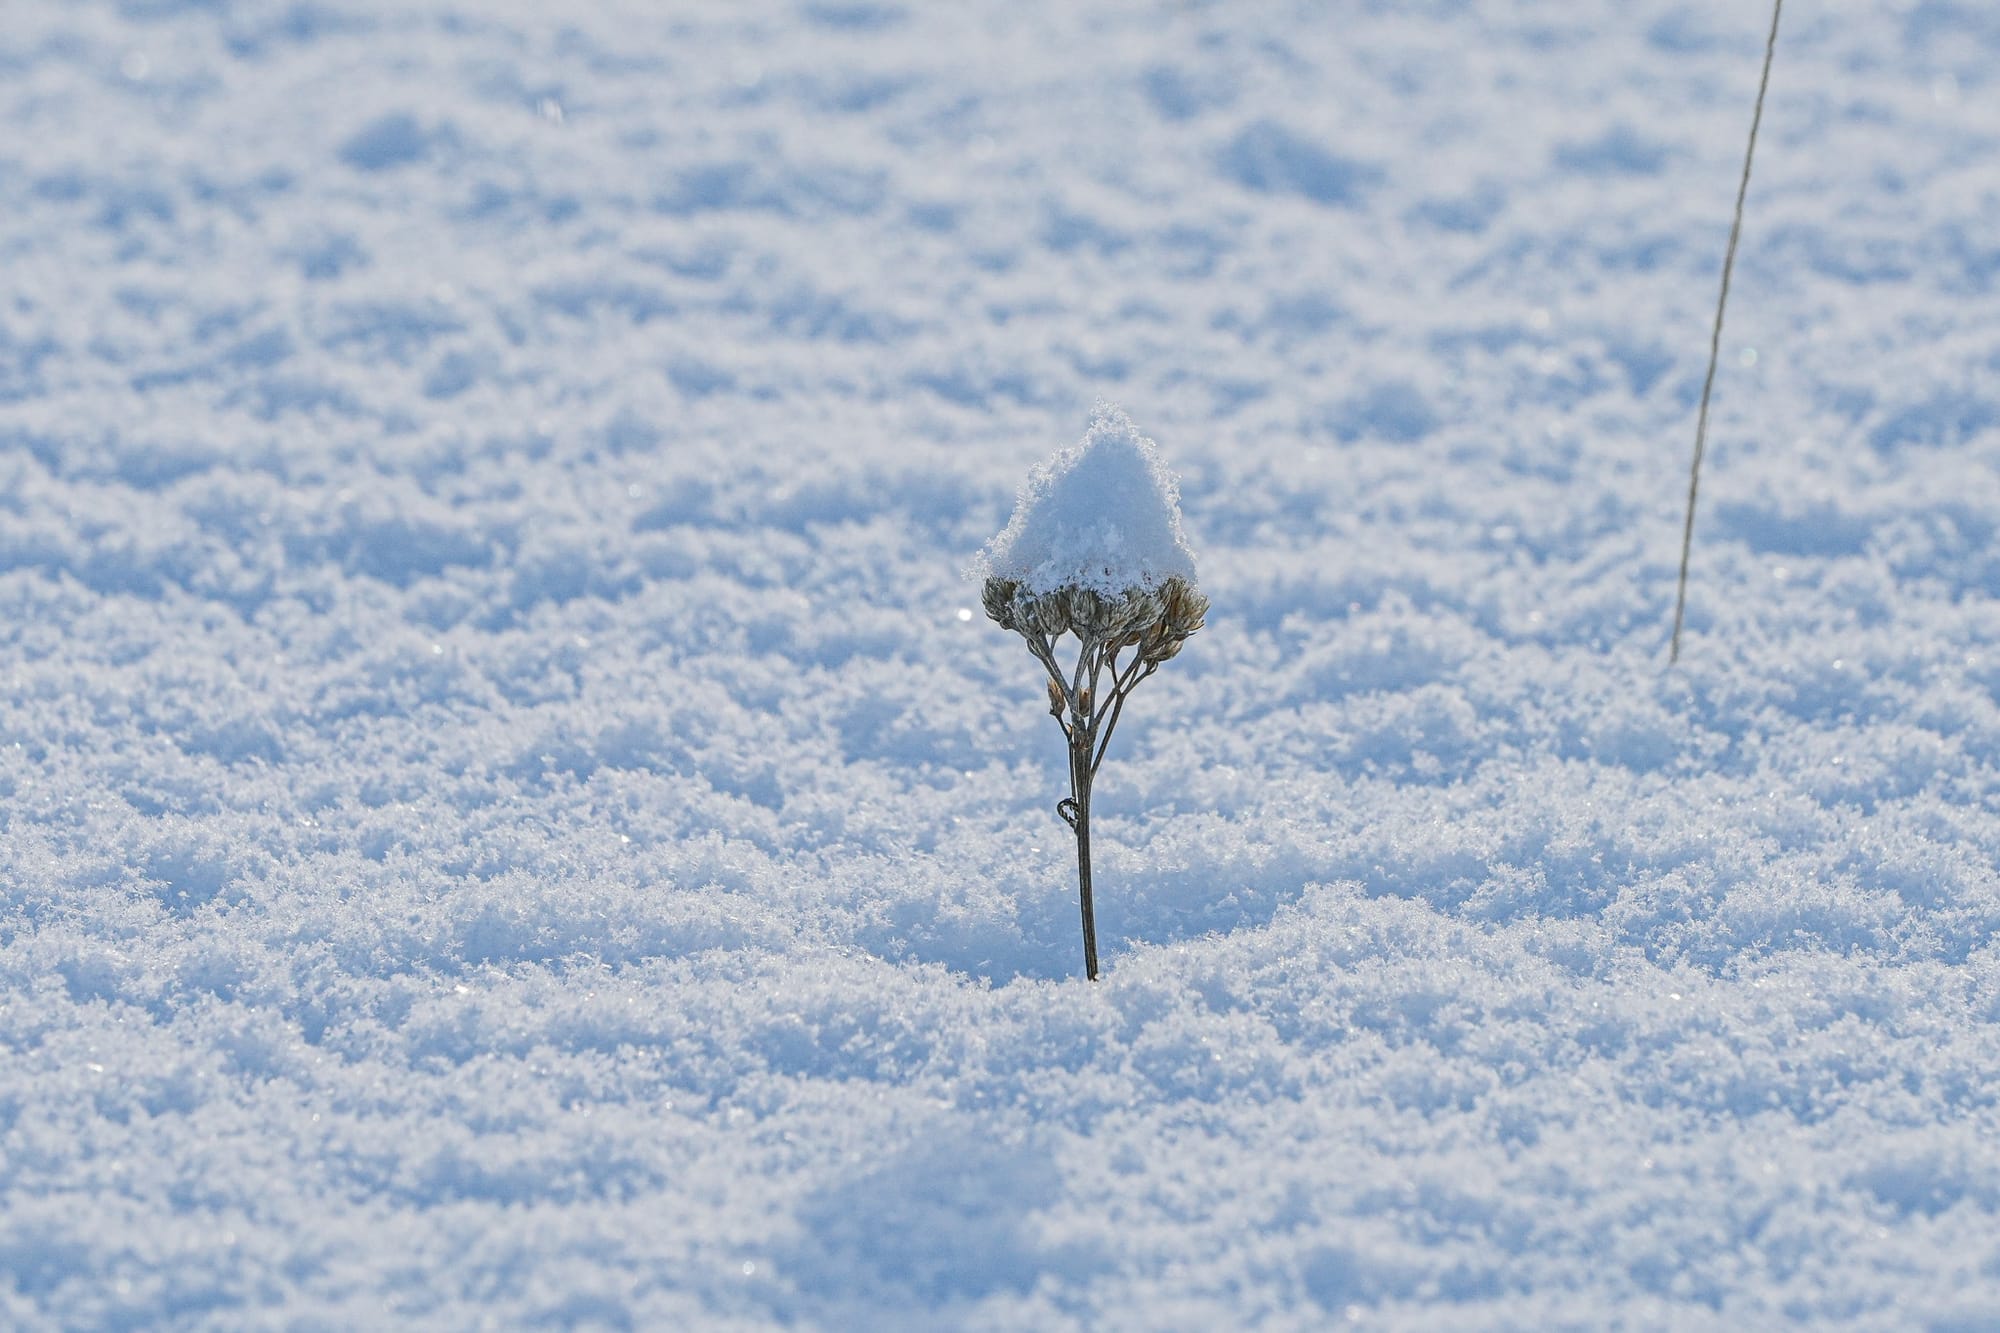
[4, 0, 2000, 1327]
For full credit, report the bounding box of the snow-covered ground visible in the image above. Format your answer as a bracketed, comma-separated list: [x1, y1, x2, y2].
[5, 0, 2000, 1325]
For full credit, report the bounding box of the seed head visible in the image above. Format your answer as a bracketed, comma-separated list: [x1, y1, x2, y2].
[986, 571, 1207, 670]
[1060, 587, 1101, 636]
[1137, 576, 1208, 664]
[981, 577, 1021, 632]
[1026, 591, 1070, 637]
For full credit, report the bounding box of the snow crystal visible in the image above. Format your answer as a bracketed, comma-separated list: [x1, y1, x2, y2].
[974, 405, 1198, 596]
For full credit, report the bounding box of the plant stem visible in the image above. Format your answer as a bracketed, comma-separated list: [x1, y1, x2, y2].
[1069, 724, 1098, 981]
[1670, 0, 1783, 665]
[1052, 635, 1157, 981]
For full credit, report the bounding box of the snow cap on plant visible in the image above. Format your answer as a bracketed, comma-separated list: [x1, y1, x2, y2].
[974, 403, 1199, 600]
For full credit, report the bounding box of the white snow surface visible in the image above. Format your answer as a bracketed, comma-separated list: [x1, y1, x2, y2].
[5, 0, 2000, 1326]
[974, 405, 1199, 597]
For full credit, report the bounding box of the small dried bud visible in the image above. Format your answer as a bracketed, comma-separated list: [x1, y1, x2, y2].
[1160, 576, 1208, 634]
[1064, 587, 1103, 637]
[1027, 592, 1070, 637]
[982, 577, 1020, 631]
[1137, 576, 1207, 665]
[1106, 589, 1161, 641]
[1046, 678, 1064, 715]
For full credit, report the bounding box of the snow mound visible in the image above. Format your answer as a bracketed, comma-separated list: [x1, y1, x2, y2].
[975, 405, 1198, 597]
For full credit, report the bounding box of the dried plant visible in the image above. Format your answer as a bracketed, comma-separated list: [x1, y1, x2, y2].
[983, 574, 1208, 980]
[1671, 0, 1783, 664]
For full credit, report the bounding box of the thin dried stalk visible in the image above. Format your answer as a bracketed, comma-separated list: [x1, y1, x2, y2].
[1671, 0, 1783, 664]
[985, 576, 1208, 980]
